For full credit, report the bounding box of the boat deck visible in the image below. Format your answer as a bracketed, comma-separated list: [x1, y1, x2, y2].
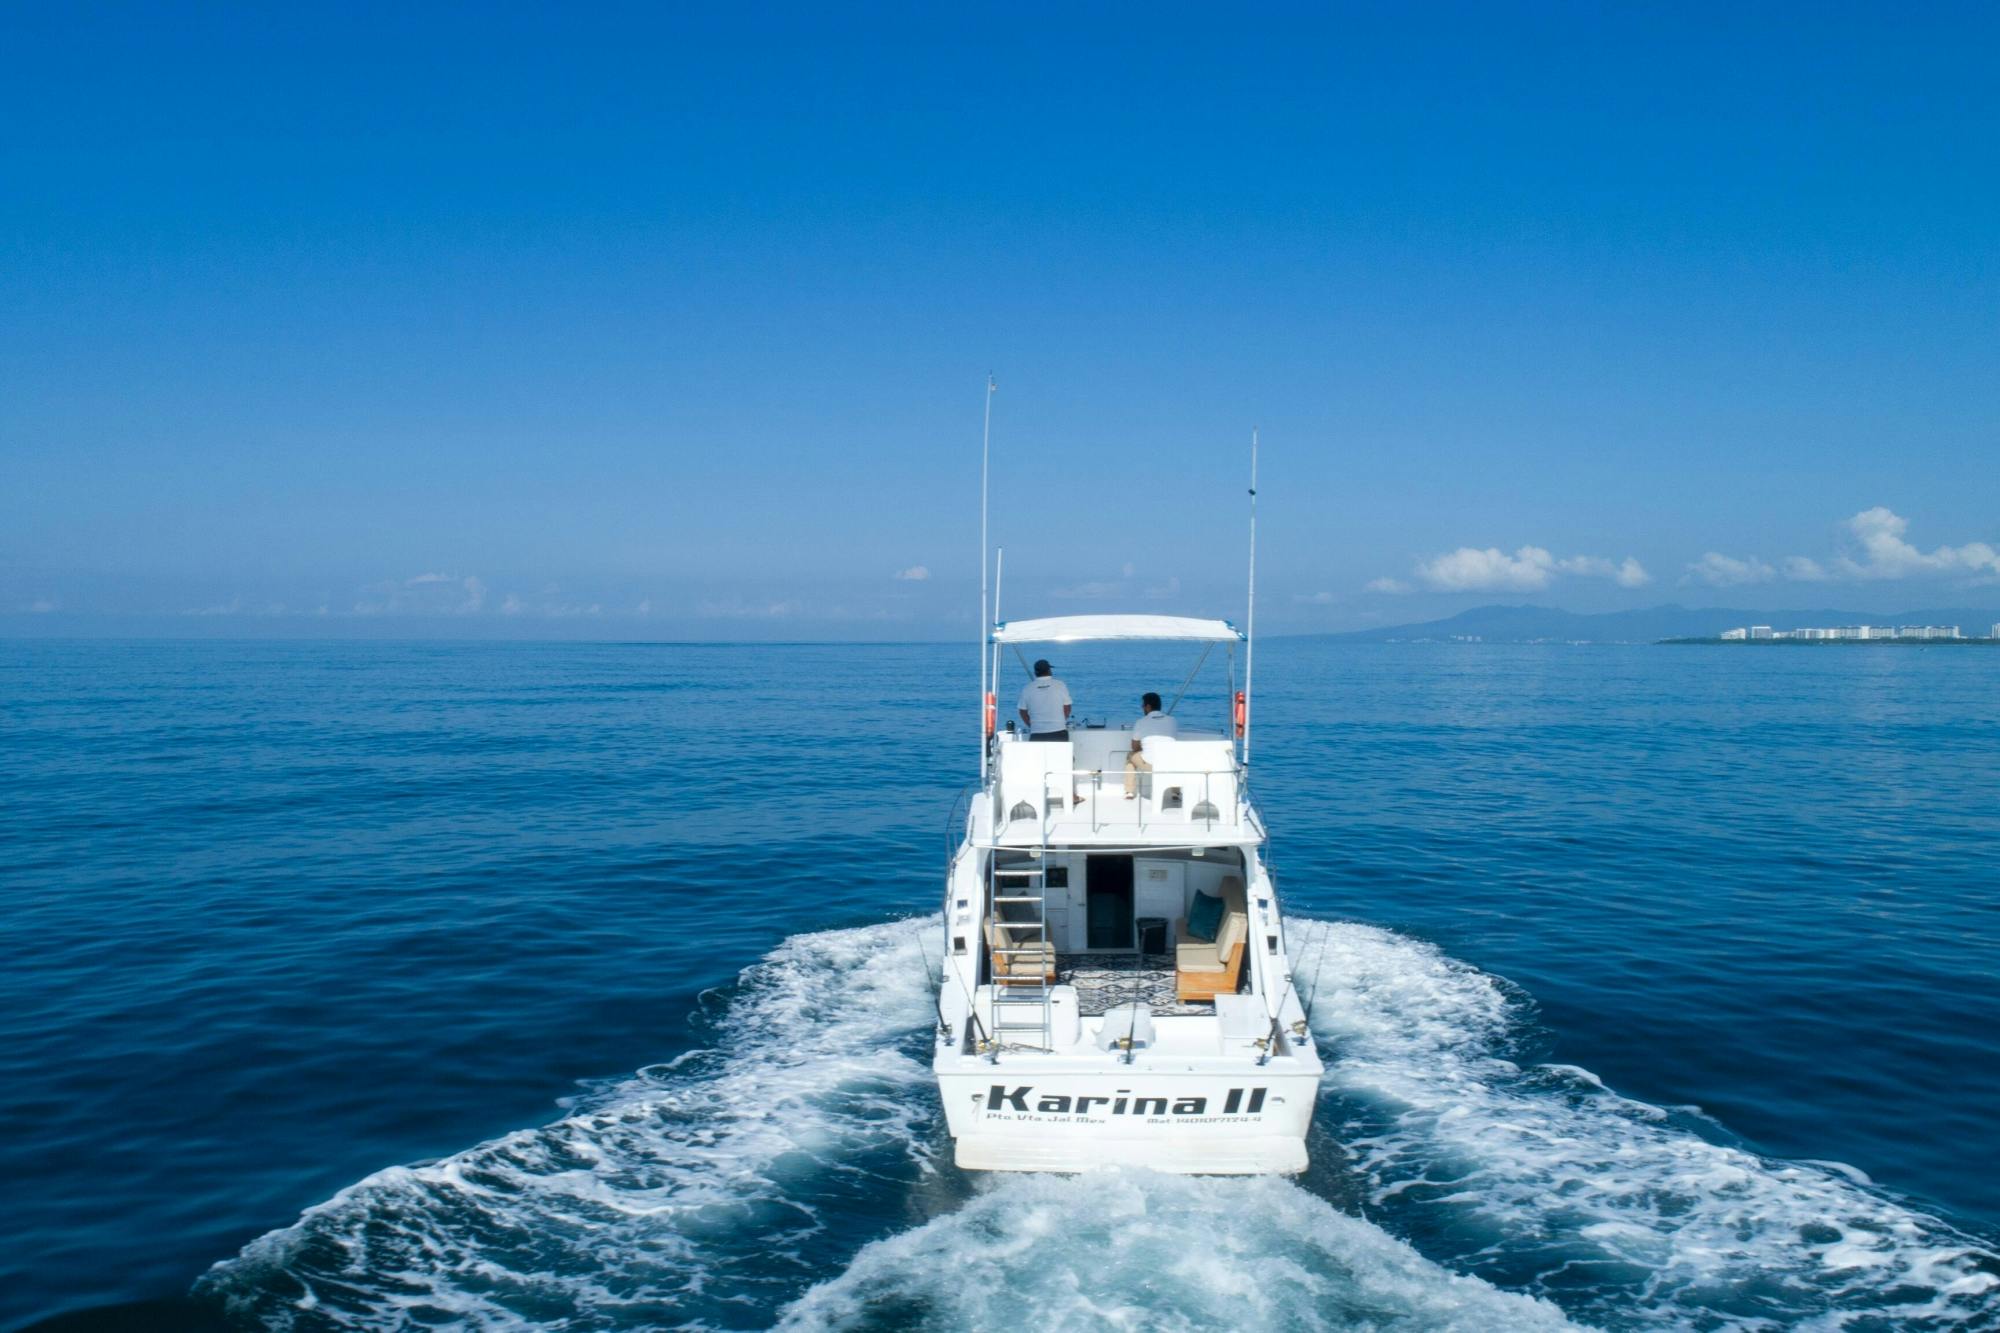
[1056, 952, 1212, 1017]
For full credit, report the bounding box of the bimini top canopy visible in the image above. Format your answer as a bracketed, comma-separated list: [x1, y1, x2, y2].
[992, 614, 1242, 644]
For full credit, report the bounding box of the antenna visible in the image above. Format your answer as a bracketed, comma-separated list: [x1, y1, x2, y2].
[979, 375, 995, 782]
[1243, 428, 1258, 767]
[991, 545, 1005, 736]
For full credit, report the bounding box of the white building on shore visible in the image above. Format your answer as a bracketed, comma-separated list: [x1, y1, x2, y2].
[1717, 623, 1963, 641]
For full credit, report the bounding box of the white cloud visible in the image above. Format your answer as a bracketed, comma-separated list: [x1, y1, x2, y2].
[1784, 556, 1829, 582]
[1414, 546, 1557, 591]
[635, 598, 652, 616]
[1555, 554, 1613, 580]
[1559, 555, 1653, 587]
[697, 598, 800, 619]
[353, 573, 488, 616]
[187, 596, 245, 616]
[1142, 576, 1181, 600]
[893, 565, 930, 582]
[182, 597, 292, 617]
[501, 593, 524, 615]
[27, 596, 58, 613]
[1544, 556, 1656, 588]
[1295, 590, 1338, 604]
[1831, 506, 1999, 580]
[1746, 508, 2000, 584]
[1363, 578, 1410, 595]
[1397, 545, 1647, 593]
[1121, 562, 1136, 578]
[1686, 553, 1775, 587]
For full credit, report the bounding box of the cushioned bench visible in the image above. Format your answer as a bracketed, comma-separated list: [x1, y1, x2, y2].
[1173, 875, 1247, 1002]
[985, 917, 1056, 983]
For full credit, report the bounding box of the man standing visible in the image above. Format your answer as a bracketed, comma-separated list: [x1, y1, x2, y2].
[1124, 691, 1179, 798]
[1016, 659, 1073, 740]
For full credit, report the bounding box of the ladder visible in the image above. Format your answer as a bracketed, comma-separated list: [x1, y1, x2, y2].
[986, 842, 1053, 1057]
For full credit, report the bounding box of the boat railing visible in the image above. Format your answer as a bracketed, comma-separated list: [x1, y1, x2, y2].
[981, 765, 1246, 840]
[1067, 765, 1243, 832]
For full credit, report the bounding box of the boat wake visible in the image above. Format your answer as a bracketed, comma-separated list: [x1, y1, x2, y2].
[198, 917, 2000, 1331]
[1296, 918, 2000, 1330]
[777, 1169, 1570, 1331]
[197, 920, 944, 1328]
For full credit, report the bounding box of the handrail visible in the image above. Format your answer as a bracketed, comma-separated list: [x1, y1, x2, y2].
[943, 783, 974, 875]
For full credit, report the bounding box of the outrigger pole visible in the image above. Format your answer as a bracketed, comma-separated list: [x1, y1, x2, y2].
[1243, 427, 1259, 768]
[979, 375, 995, 783]
[991, 546, 1005, 756]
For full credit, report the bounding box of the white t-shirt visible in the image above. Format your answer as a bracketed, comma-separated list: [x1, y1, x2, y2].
[1132, 708, 1179, 755]
[1017, 677, 1073, 735]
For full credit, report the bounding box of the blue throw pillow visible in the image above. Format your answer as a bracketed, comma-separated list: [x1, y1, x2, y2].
[1186, 890, 1224, 943]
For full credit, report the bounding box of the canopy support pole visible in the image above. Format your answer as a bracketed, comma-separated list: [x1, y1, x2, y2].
[1164, 643, 1213, 715]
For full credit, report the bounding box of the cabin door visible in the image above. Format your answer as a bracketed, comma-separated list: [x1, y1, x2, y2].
[1085, 854, 1135, 950]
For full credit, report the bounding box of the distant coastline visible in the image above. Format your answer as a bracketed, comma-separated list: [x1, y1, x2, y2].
[1661, 636, 2000, 646]
[1319, 603, 2000, 645]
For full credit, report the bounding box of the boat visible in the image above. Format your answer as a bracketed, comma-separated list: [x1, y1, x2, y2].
[931, 606, 1323, 1173]
[930, 398, 1317, 1173]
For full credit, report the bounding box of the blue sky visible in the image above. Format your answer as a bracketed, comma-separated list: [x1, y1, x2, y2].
[4, 3, 1996, 637]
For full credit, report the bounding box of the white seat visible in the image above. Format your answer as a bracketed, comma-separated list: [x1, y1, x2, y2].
[1139, 737, 1236, 821]
[999, 737, 1074, 823]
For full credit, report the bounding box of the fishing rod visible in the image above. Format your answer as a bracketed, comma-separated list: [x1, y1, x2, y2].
[978, 375, 995, 784]
[913, 926, 946, 1035]
[915, 921, 992, 1052]
[1298, 920, 1334, 1031]
[1124, 990, 1142, 1065]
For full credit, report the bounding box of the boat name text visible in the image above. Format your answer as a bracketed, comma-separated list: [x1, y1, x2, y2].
[985, 1085, 1268, 1117]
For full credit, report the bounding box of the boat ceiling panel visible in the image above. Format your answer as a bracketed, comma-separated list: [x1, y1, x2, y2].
[993, 614, 1241, 644]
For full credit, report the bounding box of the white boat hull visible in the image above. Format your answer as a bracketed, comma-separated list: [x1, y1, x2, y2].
[936, 1065, 1319, 1175]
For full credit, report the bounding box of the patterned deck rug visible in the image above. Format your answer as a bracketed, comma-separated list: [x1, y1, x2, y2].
[1055, 953, 1210, 1016]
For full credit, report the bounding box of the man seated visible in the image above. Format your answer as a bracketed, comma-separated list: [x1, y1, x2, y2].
[1123, 691, 1179, 798]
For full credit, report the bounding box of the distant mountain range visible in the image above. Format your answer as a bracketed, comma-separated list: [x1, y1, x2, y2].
[1310, 603, 2000, 644]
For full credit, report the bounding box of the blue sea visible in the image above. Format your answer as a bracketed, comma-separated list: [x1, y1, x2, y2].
[5, 638, 1999, 1331]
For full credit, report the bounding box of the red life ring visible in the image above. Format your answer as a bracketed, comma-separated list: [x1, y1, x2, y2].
[984, 692, 996, 736]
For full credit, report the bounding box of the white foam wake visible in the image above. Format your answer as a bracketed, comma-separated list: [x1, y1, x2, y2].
[201, 912, 2000, 1331]
[199, 914, 1584, 1332]
[777, 1170, 1576, 1332]
[198, 918, 943, 1329]
[1293, 919, 2000, 1330]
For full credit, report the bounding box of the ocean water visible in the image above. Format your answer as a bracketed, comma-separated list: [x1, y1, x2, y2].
[4, 638, 1998, 1331]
